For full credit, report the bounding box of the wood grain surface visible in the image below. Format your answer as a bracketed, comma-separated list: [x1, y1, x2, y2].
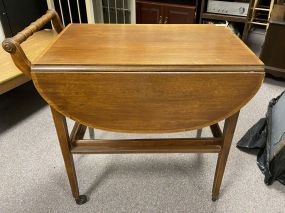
[32, 72, 264, 133]
[33, 24, 263, 71]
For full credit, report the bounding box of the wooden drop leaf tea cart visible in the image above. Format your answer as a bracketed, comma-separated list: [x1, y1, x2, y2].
[2, 10, 264, 205]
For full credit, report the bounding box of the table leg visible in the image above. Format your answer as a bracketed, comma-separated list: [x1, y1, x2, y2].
[212, 111, 240, 201]
[196, 129, 202, 138]
[51, 107, 87, 205]
[88, 127, 95, 139]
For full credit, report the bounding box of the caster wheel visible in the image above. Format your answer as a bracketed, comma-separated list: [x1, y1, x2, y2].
[75, 195, 88, 205]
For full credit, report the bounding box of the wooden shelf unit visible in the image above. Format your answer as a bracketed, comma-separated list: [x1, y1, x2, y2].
[199, 0, 255, 41]
[136, 0, 198, 24]
[201, 12, 247, 23]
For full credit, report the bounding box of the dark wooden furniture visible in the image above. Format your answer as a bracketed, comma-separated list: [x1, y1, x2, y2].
[0, 0, 48, 37]
[260, 4, 285, 79]
[136, 0, 196, 24]
[3, 10, 264, 205]
[199, 0, 255, 41]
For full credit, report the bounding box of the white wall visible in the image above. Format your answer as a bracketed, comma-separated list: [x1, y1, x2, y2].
[130, 0, 136, 24]
[0, 21, 5, 42]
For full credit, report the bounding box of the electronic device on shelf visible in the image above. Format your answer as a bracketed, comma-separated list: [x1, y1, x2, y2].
[206, 0, 250, 17]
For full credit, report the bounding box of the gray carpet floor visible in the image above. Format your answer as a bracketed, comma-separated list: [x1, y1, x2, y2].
[1, 29, 285, 212]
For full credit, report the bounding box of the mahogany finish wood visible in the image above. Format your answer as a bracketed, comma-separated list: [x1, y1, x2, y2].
[163, 4, 195, 24]
[136, 1, 163, 24]
[3, 11, 264, 204]
[136, 0, 196, 24]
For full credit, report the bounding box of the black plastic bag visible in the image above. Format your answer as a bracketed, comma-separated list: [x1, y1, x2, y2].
[237, 91, 285, 185]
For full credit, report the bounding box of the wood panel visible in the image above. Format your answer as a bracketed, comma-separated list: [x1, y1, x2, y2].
[32, 72, 264, 133]
[136, 1, 163, 24]
[33, 24, 263, 69]
[259, 5, 285, 79]
[164, 4, 195, 24]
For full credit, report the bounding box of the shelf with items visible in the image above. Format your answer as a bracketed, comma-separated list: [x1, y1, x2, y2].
[201, 13, 247, 23]
[199, 0, 255, 41]
[136, 0, 196, 6]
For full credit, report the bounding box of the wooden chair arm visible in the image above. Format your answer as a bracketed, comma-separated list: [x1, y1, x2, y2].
[2, 9, 63, 77]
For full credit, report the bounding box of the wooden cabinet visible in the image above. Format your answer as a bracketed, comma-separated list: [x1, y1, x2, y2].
[136, 1, 163, 24]
[260, 5, 285, 79]
[164, 4, 195, 24]
[136, 0, 196, 24]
